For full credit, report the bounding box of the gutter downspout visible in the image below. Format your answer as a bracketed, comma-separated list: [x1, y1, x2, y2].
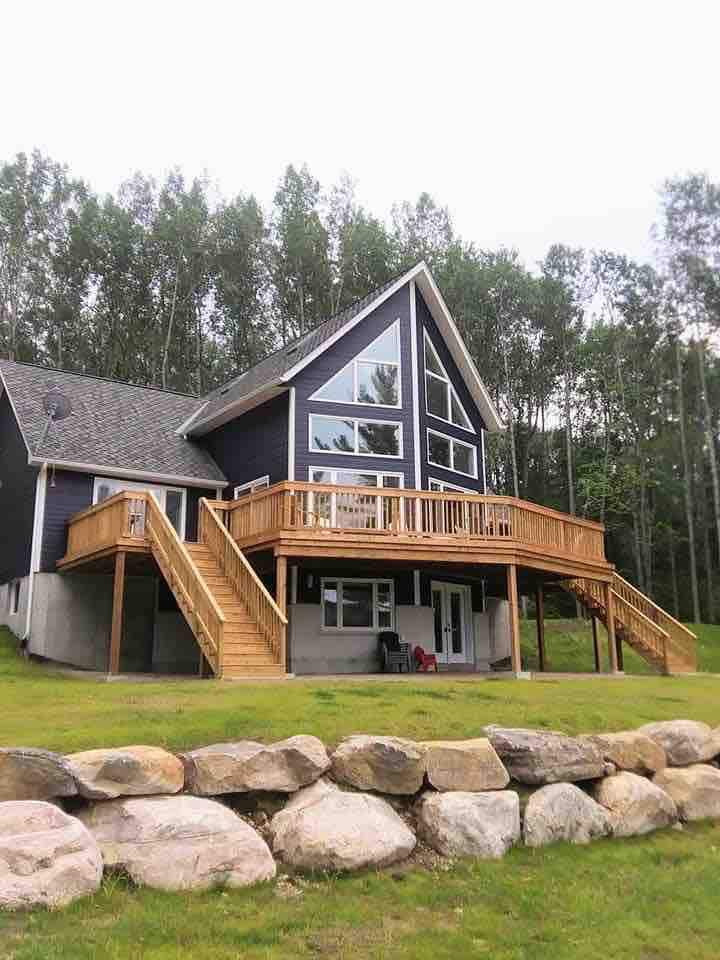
[24, 462, 48, 645]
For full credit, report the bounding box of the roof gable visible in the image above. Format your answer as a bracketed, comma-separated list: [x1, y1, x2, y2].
[187, 263, 502, 435]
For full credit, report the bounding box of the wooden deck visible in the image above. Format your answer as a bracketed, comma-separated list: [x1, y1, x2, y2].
[216, 482, 614, 582]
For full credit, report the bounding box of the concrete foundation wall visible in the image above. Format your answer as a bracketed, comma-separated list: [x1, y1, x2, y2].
[0, 576, 30, 638]
[153, 609, 200, 674]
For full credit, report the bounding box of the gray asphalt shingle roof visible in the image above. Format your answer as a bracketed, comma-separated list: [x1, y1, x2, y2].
[0, 360, 226, 485]
[191, 273, 405, 430]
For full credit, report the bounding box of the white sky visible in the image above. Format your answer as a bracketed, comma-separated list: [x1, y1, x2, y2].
[4, 0, 719, 269]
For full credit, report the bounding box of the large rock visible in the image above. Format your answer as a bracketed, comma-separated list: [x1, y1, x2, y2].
[269, 779, 416, 871]
[0, 801, 102, 910]
[593, 771, 677, 837]
[416, 791, 520, 859]
[181, 735, 330, 795]
[483, 726, 607, 785]
[77, 795, 275, 890]
[637, 720, 720, 767]
[654, 764, 720, 821]
[330, 735, 426, 795]
[65, 745, 184, 800]
[523, 783, 612, 847]
[421, 739, 509, 792]
[0, 748, 77, 802]
[585, 732, 666, 776]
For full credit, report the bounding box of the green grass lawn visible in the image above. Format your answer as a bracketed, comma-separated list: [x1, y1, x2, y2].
[1, 624, 719, 959]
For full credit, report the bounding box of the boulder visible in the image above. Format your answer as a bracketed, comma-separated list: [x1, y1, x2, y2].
[65, 745, 184, 800]
[523, 783, 612, 847]
[654, 764, 720, 821]
[416, 790, 520, 859]
[421, 739, 509, 792]
[593, 771, 677, 837]
[637, 720, 720, 767]
[330, 735, 426, 795]
[0, 801, 102, 910]
[77, 795, 275, 891]
[585, 732, 666, 776]
[181, 735, 330, 795]
[269, 781, 416, 871]
[0, 748, 77, 802]
[483, 726, 607, 785]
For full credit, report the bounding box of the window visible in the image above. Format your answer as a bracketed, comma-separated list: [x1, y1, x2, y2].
[234, 476, 270, 498]
[309, 468, 404, 488]
[9, 580, 20, 615]
[429, 478, 475, 493]
[311, 321, 401, 407]
[93, 477, 187, 539]
[427, 429, 478, 478]
[424, 333, 473, 431]
[321, 578, 394, 631]
[309, 415, 402, 458]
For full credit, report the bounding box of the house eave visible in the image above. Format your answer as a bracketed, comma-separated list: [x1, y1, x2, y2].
[26, 456, 227, 490]
[185, 384, 288, 436]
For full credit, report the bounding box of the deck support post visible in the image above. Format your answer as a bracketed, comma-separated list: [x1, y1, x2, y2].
[604, 582, 619, 674]
[591, 614, 601, 672]
[615, 635, 624, 672]
[109, 550, 126, 675]
[276, 555, 287, 671]
[535, 584, 546, 672]
[507, 564, 522, 674]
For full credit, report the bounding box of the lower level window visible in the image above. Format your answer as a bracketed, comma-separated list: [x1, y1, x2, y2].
[321, 578, 394, 630]
[234, 476, 270, 498]
[93, 477, 186, 539]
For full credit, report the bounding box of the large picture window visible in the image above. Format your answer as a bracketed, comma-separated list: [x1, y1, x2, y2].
[424, 333, 473, 432]
[427, 429, 478, 478]
[309, 415, 402, 458]
[321, 578, 394, 630]
[311, 321, 401, 407]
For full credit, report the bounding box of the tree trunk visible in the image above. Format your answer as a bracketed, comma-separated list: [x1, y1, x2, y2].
[161, 253, 182, 391]
[675, 337, 701, 622]
[668, 526, 680, 620]
[701, 480, 714, 623]
[696, 339, 720, 574]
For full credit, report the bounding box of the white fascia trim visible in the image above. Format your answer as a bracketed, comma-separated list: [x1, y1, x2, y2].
[27, 457, 227, 490]
[176, 400, 209, 436]
[0, 371, 33, 459]
[481, 428, 487, 494]
[409, 281, 422, 490]
[281, 264, 426, 385]
[287, 386, 296, 481]
[414, 267, 504, 433]
[187, 385, 288, 436]
[25, 463, 48, 640]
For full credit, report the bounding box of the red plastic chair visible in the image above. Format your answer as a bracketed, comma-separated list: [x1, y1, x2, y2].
[414, 645, 438, 672]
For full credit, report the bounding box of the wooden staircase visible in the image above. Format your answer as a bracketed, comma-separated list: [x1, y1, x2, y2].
[144, 494, 288, 679]
[563, 574, 697, 675]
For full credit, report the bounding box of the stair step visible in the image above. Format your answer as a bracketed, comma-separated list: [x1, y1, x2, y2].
[222, 666, 287, 679]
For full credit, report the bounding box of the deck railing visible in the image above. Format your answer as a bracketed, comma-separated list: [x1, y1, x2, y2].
[610, 574, 697, 668]
[63, 491, 147, 559]
[225, 481, 607, 561]
[199, 498, 287, 664]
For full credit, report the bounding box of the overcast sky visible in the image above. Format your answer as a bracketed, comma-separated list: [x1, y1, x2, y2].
[4, 1, 719, 269]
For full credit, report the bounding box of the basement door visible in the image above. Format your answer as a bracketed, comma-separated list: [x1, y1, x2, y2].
[431, 582, 471, 664]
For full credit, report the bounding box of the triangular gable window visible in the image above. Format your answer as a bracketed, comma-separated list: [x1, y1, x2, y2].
[311, 320, 401, 407]
[424, 332, 473, 432]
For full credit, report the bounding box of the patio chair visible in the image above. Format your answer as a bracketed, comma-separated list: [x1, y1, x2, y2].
[414, 645, 438, 672]
[378, 632, 413, 673]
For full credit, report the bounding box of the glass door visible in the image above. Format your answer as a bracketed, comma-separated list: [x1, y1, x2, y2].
[431, 582, 469, 664]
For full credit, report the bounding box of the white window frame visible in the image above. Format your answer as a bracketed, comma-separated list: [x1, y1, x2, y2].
[9, 580, 20, 615]
[309, 467, 404, 489]
[309, 319, 402, 409]
[320, 577, 395, 632]
[424, 332, 474, 434]
[428, 477, 475, 494]
[93, 477, 187, 540]
[427, 428, 478, 479]
[308, 414, 403, 459]
[234, 475, 270, 498]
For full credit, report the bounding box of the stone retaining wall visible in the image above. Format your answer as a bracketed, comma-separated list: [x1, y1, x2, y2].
[2, 719, 720, 910]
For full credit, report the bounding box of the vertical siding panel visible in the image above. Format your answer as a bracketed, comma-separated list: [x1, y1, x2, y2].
[0, 392, 38, 582]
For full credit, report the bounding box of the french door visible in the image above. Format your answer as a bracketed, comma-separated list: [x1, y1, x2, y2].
[431, 582, 470, 663]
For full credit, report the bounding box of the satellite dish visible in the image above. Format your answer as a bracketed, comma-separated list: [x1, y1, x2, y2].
[40, 389, 73, 442]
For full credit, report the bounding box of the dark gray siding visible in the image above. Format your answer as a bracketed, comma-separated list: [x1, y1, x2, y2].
[40, 470, 93, 571]
[0, 391, 37, 583]
[202, 393, 288, 496]
[295, 563, 414, 606]
[185, 487, 218, 542]
[416, 291, 486, 492]
[291, 286, 416, 485]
